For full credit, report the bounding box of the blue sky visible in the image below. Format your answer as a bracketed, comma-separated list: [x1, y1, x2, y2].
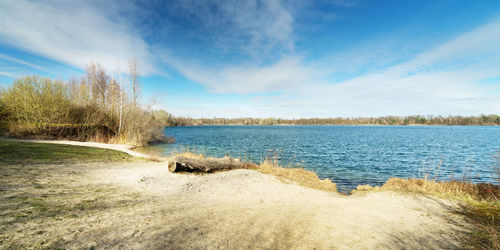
[0, 0, 499, 118]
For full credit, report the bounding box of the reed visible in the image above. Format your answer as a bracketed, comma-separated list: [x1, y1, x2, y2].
[257, 158, 337, 193]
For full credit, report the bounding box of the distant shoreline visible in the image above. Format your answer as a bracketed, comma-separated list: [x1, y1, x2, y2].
[167, 123, 500, 127]
[163, 114, 500, 127]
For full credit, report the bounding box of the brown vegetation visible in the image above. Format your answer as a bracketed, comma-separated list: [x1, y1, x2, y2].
[378, 178, 499, 202]
[258, 159, 338, 193]
[0, 60, 172, 146]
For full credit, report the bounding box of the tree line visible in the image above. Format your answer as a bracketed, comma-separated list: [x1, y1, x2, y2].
[1, 58, 497, 146]
[164, 115, 500, 126]
[0, 59, 171, 146]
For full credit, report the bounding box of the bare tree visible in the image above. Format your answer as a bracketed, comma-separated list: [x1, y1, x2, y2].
[128, 57, 140, 108]
[95, 64, 108, 109]
[116, 65, 124, 135]
[85, 62, 97, 105]
[107, 78, 119, 118]
[86, 62, 108, 109]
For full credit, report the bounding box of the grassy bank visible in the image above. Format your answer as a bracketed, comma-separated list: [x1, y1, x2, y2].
[0, 139, 133, 164]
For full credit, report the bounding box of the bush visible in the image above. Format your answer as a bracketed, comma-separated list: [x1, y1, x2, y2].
[1, 76, 69, 133]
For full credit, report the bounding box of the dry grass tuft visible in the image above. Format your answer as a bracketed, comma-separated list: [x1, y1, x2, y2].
[257, 159, 337, 193]
[359, 178, 500, 203]
[179, 151, 206, 159]
[355, 184, 373, 192]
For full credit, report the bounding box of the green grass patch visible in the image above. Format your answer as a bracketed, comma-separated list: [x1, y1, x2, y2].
[0, 139, 133, 164]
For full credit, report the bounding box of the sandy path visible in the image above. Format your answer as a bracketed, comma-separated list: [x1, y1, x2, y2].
[0, 160, 471, 249]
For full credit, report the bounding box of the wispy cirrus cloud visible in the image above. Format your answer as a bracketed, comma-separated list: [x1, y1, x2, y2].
[161, 17, 500, 117]
[161, 53, 314, 94]
[155, 0, 295, 61]
[260, 18, 500, 117]
[0, 0, 297, 76]
[0, 71, 18, 78]
[0, 54, 49, 73]
[0, 0, 157, 75]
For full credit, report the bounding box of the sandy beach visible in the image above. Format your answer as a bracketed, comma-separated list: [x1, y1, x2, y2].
[0, 145, 472, 249]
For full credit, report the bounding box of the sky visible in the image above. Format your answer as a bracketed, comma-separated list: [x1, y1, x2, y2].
[0, 0, 499, 118]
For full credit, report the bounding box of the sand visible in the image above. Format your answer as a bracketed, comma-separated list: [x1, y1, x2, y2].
[1, 158, 472, 249]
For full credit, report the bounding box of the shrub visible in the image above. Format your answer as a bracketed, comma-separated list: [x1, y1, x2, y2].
[1, 76, 69, 133]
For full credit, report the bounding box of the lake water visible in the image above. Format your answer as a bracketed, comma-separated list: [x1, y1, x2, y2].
[146, 125, 500, 192]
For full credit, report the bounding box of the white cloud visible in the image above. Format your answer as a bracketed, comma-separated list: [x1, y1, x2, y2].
[0, 0, 158, 75]
[0, 71, 18, 78]
[222, 0, 294, 55]
[260, 18, 500, 117]
[161, 53, 314, 94]
[167, 0, 294, 57]
[390, 18, 500, 76]
[0, 54, 49, 73]
[163, 18, 500, 117]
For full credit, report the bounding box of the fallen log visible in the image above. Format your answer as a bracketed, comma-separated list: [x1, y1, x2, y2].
[167, 155, 257, 173]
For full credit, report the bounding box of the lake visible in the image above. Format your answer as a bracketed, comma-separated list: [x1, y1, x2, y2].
[145, 125, 500, 192]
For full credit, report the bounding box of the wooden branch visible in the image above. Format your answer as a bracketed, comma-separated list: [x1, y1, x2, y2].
[167, 155, 257, 173]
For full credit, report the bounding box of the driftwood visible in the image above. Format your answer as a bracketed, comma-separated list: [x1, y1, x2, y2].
[167, 155, 257, 173]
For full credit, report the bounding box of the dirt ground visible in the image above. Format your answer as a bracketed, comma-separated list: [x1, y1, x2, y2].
[0, 158, 473, 249]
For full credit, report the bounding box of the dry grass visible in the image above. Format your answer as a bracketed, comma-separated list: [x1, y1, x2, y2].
[172, 151, 227, 160]
[361, 178, 500, 203]
[257, 159, 337, 193]
[179, 151, 207, 159]
[354, 178, 500, 249]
